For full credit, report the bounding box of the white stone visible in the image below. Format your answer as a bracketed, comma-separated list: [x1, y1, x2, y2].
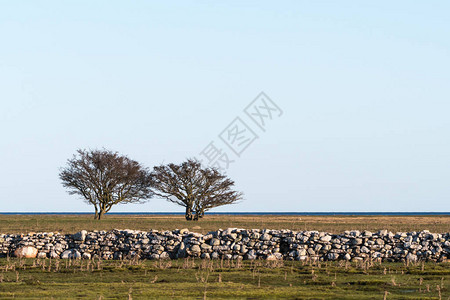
[320, 235, 332, 242]
[14, 246, 38, 258]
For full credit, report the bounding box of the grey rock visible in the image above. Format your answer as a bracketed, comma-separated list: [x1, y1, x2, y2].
[0, 228, 447, 262]
[49, 250, 59, 259]
[297, 249, 307, 256]
[179, 228, 189, 234]
[61, 249, 81, 259]
[73, 230, 87, 242]
[307, 248, 315, 255]
[246, 250, 257, 260]
[82, 252, 91, 260]
[360, 246, 370, 253]
[266, 253, 283, 260]
[363, 231, 373, 237]
[210, 238, 221, 246]
[406, 253, 418, 262]
[320, 235, 332, 242]
[327, 253, 339, 260]
[150, 253, 160, 260]
[261, 233, 271, 241]
[190, 244, 201, 253]
[200, 243, 212, 251]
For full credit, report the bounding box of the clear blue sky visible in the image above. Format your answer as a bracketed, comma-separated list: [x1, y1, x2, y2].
[1, 1, 449, 212]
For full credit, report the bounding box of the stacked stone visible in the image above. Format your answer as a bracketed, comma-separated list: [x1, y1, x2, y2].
[60, 229, 182, 260]
[0, 229, 448, 262]
[284, 230, 449, 262]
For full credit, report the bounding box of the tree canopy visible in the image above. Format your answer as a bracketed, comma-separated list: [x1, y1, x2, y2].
[150, 159, 243, 220]
[59, 149, 153, 219]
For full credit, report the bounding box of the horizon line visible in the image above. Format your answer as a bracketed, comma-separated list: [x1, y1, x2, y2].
[1, 211, 449, 215]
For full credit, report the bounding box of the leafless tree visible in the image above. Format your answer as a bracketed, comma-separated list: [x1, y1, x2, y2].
[59, 149, 153, 220]
[150, 159, 243, 220]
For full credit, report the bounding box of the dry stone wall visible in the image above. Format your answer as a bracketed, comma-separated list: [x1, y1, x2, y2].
[0, 229, 448, 262]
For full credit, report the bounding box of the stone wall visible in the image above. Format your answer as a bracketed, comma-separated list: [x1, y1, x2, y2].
[1, 229, 448, 262]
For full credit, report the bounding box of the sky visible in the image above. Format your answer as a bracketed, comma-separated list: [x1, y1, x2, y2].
[0, 1, 449, 213]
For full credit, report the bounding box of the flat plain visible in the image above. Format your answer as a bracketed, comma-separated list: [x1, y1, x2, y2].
[0, 214, 449, 234]
[0, 214, 449, 299]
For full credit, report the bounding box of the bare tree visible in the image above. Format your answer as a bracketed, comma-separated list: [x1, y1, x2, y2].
[59, 149, 153, 220]
[150, 159, 243, 220]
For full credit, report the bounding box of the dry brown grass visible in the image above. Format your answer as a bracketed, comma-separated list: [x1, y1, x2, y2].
[0, 214, 448, 234]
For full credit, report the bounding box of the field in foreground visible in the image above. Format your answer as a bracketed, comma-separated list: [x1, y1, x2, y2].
[0, 215, 449, 299]
[0, 258, 448, 299]
[0, 214, 449, 234]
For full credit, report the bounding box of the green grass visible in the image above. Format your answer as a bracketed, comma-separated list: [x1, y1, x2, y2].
[1, 215, 449, 298]
[0, 258, 448, 299]
[1, 214, 449, 234]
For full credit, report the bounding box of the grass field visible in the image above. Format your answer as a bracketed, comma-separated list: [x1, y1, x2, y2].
[0, 214, 449, 234]
[0, 258, 448, 299]
[0, 214, 449, 299]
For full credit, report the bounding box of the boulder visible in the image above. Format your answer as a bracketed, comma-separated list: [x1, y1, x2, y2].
[327, 253, 339, 260]
[320, 235, 332, 243]
[406, 253, 418, 263]
[73, 230, 87, 242]
[61, 249, 81, 259]
[200, 243, 212, 251]
[49, 250, 59, 259]
[245, 250, 257, 260]
[210, 238, 221, 246]
[179, 228, 189, 234]
[150, 253, 160, 260]
[297, 249, 307, 256]
[14, 246, 38, 258]
[266, 254, 277, 261]
[261, 233, 272, 241]
[363, 231, 373, 237]
[190, 244, 201, 253]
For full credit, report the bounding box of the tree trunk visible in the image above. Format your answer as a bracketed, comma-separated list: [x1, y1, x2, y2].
[94, 206, 99, 220]
[98, 210, 105, 220]
[193, 209, 204, 220]
[185, 206, 193, 221]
